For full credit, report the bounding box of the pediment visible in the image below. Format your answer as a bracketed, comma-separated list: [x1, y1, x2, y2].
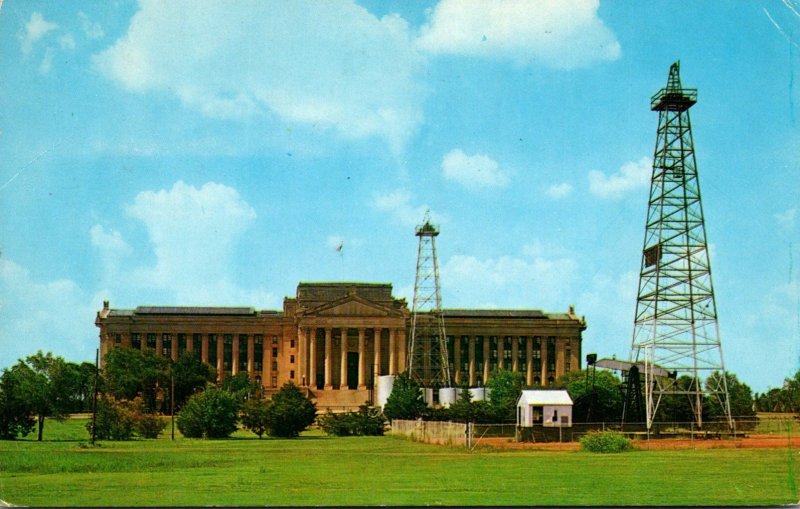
[303, 295, 396, 318]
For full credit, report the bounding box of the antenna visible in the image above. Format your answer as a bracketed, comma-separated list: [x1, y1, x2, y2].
[629, 62, 733, 430]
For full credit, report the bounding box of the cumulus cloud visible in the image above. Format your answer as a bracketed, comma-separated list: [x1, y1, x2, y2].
[371, 189, 444, 228]
[546, 182, 573, 199]
[20, 12, 58, 55]
[416, 0, 620, 68]
[588, 157, 651, 199]
[79, 11, 105, 40]
[441, 149, 509, 190]
[441, 248, 578, 310]
[93, 0, 426, 153]
[0, 258, 98, 369]
[123, 181, 261, 304]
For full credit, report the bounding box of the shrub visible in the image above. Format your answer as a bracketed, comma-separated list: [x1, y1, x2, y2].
[265, 383, 316, 438]
[579, 430, 632, 453]
[135, 412, 167, 439]
[177, 387, 239, 439]
[241, 397, 270, 439]
[88, 397, 136, 441]
[383, 372, 426, 421]
[319, 406, 386, 437]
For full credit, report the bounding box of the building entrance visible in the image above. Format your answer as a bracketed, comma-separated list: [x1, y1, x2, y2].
[347, 352, 359, 389]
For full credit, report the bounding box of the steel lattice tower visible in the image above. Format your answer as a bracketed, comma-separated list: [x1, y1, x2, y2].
[408, 214, 451, 389]
[630, 62, 732, 430]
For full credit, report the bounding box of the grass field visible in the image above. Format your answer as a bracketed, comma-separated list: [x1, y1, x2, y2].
[0, 418, 797, 506]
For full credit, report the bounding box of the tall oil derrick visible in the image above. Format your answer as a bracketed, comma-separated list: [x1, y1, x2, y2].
[408, 213, 451, 389]
[629, 62, 732, 430]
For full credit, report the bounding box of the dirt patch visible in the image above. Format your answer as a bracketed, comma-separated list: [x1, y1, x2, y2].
[476, 434, 800, 451]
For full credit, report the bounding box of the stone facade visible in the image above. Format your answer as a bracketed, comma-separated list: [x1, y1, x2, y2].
[95, 282, 587, 410]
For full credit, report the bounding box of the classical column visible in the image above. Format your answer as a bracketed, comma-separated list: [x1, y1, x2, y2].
[497, 337, 505, 370]
[201, 335, 209, 363]
[297, 328, 306, 387]
[388, 329, 397, 375]
[247, 335, 255, 380]
[373, 328, 382, 385]
[262, 338, 270, 389]
[358, 328, 366, 389]
[525, 336, 533, 386]
[556, 338, 565, 379]
[232, 335, 240, 376]
[156, 334, 163, 358]
[171, 336, 178, 361]
[340, 327, 349, 390]
[217, 339, 225, 380]
[324, 328, 333, 389]
[511, 337, 519, 372]
[541, 337, 549, 386]
[398, 328, 407, 373]
[140, 336, 147, 353]
[186, 335, 194, 353]
[468, 336, 476, 387]
[453, 337, 462, 385]
[309, 328, 317, 389]
[483, 337, 490, 384]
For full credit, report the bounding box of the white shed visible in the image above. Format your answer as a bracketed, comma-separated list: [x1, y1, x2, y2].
[517, 390, 573, 428]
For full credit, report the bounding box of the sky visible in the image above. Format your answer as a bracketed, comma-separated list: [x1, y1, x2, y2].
[0, 0, 798, 394]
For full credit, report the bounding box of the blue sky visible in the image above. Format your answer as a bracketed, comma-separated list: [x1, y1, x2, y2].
[1, 1, 798, 394]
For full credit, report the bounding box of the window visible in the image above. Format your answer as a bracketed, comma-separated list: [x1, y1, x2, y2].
[239, 335, 249, 372]
[446, 336, 454, 372]
[132, 333, 141, 349]
[147, 333, 156, 350]
[290, 355, 295, 364]
[547, 336, 556, 372]
[272, 336, 278, 345]
[254, 334, 263, 345]
[254, 336, 263, 371]
[208, 335, 217, 366]
[178, 334, 187, 353]
[271, 376, 277, 388]
[272, 347, 278, 357]
[223, 335, 233, 370]
[475, 336, 484, 370]
[290, 370, 295, 379]
[565, 349, 572, 371]
[290, 339, 295, 348]
[518, 336, 527, 371]
[192, 334, 202, 353]
[114, 334, 122, 344]
[162, 334, 172, 357]
[271, 361, 277, 370]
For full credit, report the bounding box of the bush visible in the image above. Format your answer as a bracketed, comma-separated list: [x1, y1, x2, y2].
[319, 406, 386, 437]
[383, 372, 426, 421]
[177, 387, 239, 439]
[241, 397, 270, 439]
[265, 383, 316, 438]
[579, 430, 632, 453]
[88, 397, 136, 441]
[135, 412, 167, 439]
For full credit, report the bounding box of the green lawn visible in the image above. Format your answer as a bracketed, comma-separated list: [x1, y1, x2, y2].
[0, 418, 797, 506]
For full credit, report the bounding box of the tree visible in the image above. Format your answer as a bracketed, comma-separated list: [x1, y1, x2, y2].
[0, 365, 36, 439]
[486, 369, 525, 423]
[383, 372, 426, 421]
[11, 352, 80, 441]
[319, 405, 386, 436]
[704, 371, 756, 420]
[102, 348, 170, 412]
[654, 375, 695, 423]
[177, 387, 239, 439]
[558, 369, 624, 423]
[172, 352, 215, 410]
[220, 372, 260, 404]
[240, 397, 270, 439]
[265, 383, 316, 438]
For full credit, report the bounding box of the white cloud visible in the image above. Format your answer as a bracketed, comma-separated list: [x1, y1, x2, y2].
[90, 224, 132, 277]
[38, 48, 55, 74]
[93, 0, 426, 153]
[371, 189, 445, 228]
[775, 208, 796, 231]
[21, 12, 58, 55]
[546, 182, 573, 199]
[441, 249, 578, 310]
[416, 0, 620, 68]
[588, 157, 651, 199]
[441, 149, 509, 190]
[79, 11, 105, 40]
[59, 34, 76, 50]
[0, 259, 98, 369]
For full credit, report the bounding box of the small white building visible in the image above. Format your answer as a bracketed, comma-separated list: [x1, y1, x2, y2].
[517, 390, 573, 428]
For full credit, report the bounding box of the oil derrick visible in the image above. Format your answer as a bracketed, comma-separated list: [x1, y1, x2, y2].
[408, 213, 451, 389]
[629, 62, 732, 430]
